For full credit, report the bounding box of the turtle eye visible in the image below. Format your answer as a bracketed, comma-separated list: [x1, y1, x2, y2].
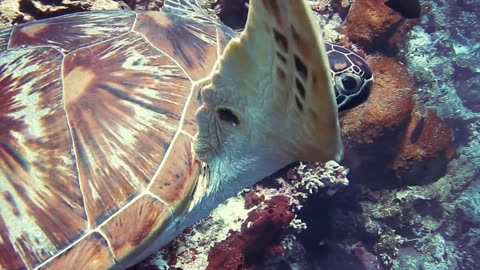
[336, 73, 362, 95]
[342, 75, 358, 91]
[217, 107, 240, 126]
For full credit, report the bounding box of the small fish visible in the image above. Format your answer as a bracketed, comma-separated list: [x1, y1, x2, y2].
[384, 0, 421, 19]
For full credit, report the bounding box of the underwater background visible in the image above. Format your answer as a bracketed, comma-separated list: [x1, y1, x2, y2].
[0, 0, 478, 269]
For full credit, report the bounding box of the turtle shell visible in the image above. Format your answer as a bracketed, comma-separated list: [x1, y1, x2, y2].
[0, 10, 234, 270]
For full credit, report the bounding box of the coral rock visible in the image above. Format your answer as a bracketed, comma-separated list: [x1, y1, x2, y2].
[341, 0, 417, 54]
[391, 108, 454, 184]
[341, 54, 415, 156]
[340, 54, 454, 187]
[340, 54, 414, 187]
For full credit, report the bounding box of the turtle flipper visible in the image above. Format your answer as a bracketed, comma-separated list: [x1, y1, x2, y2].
[195, 0, 342, 166]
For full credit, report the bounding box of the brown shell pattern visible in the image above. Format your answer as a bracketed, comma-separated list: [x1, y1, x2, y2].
[0, 10, 234, 270]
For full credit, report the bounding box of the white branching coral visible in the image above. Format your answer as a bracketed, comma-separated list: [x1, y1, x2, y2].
[290, 217, 308, 232]
[293, 161, 349, 196]
[281, 234, 297, 251]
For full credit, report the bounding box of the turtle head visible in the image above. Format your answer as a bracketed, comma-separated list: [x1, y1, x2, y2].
[193, 0, 342, 201]
[325, 43, 374, 112]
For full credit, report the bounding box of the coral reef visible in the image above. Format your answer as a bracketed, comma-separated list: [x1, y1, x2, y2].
[394, 0, 480, 267]
[325, 2, 478, 269]
[286, 1, 478, 269]
[132, 161, 350, 269]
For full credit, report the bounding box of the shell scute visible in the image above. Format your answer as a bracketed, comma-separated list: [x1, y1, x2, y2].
[0, 216, 24, 270]
[0, 28, 10, 50]
[348, 53, 373, 79]
[134, 11, 220, 81]
[180, 86, 202, 137]
[0, 8, 224, 270]
[331, 43, 352, 54]
[0, 48, 86, 269]
[216, 24, 236, 54]
[43, 232, 115, 270]
[149, 132, 200, 215]
[9, 11, 136, 53]
[180, 25, 235, 137]
[327, 50, 353, 73]
[99, 195, 171, 260]
[62, 31, 192, 227]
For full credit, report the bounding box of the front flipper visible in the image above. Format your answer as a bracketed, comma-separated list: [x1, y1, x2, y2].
[195, 0, 342, 166]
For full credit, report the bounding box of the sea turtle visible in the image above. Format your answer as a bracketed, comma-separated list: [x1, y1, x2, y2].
[0, 0, 372, 269]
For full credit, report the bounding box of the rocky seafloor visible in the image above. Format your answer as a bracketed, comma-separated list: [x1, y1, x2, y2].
[1, 0, 479, 269]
